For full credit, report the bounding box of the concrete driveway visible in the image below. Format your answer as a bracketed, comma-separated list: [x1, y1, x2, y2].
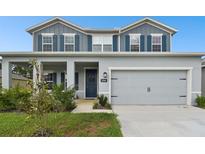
[113, 105, 205, 137]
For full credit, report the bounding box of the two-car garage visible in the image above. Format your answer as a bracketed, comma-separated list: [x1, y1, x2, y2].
[110, 68, 191, 105]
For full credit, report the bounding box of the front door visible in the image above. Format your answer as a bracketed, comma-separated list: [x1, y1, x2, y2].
[86, 69, 97, 98]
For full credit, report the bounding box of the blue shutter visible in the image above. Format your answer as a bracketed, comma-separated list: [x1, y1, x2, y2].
[147, 35, 152, 51]
[87, 35, 92, 51]
[61, 72, 65, 89]
[60, 35, 64, 51]
[53, 73, 57, 84]
[162, 35, 167, 52]
[140, 35, 145, 52]
[113, 35, 118, 52]
[125, 35, 130, 51]
[75, 35, 80, 51]
[61, 72, 65, 83]
[38, 34, 42, 51]
[53, 35, 58, 51]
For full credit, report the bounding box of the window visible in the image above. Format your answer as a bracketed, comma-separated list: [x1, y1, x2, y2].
[44, 73, 53, 82]
[130, 34, 140, 52]
[42, 34, 53, 51]
[64, 34, 75, 52]
[152, 34, 162, 52]
[44, 73, 54, 90]
[75, 72, 79, 90]
[92, 35, 112, 52]
[92, 44, 102, 52]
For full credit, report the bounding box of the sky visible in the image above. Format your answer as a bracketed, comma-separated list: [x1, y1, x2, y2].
[0, 16, 205, 52]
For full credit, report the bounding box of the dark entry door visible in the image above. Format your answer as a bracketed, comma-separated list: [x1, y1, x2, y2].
[86, 69, 97, 98]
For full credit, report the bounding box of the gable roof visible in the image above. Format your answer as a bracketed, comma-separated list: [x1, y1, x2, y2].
[26, 17, 86, 34]
[120, 17, 177, 35]
[26, 17, 178, 35]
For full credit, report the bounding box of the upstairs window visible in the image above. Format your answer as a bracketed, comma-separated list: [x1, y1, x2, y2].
[130, 34, 140, 52]
[42, 34, 53, 51]
[64, 34, 75, 52]
[92, 35, 112, 52]
[151, 34, 162, 52]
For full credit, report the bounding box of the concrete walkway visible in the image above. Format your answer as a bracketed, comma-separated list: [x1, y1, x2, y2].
[113, 105, 205, 137]
[72, 99, 113, 113]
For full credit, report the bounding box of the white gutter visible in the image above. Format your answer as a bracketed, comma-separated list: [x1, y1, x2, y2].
[0, 52, 204, 57]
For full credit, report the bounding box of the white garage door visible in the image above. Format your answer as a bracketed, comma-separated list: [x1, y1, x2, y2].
[111, 70, 187, 105]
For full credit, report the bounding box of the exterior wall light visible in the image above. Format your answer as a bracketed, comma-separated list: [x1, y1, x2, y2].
[103, 72, 108, 78]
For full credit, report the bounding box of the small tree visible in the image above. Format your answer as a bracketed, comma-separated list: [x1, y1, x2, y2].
[19, 59, 60, 136]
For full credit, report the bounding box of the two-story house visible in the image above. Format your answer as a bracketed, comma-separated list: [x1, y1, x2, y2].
[0, 17, 204, 105]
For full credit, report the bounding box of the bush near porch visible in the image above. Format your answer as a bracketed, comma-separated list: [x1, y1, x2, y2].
[93, 95, 112, 110]
[0, 84, 76, 112]
[0, 112, 122, 137]
[0, 85, 32, 112]
[52, 84, 76, 112]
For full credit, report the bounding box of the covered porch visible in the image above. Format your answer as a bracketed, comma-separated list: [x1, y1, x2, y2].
[1, 58, 99, 99]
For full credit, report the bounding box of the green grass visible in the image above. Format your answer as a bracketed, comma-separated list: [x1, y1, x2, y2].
[0, 112, 122, 137]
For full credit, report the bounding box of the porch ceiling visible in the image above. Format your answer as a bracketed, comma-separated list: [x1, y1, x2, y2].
[42, 62, 66, 70]
[75, 62, 98, 67]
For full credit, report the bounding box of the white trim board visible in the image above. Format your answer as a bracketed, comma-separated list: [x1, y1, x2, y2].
[192, 91, 201, 94]
[108, 67, 193, 105]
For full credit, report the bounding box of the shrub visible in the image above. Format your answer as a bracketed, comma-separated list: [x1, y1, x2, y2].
[104, 103, 112, 109]
[97, 95, 108, 107]
[0, 85, 32, 112]
[93, 95, 112, 110]
[196, 95, 205, 108]
[52, 84, 76, 111]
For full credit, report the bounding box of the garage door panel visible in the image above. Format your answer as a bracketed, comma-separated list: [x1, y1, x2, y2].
[111, 70, 187, 105]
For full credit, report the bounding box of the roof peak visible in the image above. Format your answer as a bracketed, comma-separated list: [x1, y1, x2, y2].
[26, 17, 178, 35]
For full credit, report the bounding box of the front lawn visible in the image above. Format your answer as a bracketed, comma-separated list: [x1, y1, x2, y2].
[0, 112, 122, 137]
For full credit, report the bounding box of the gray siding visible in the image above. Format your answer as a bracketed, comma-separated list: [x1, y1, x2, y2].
[33, 22, 172, 52]
[2, 56, 202, 105]
[63, 56, 201, 104]
[120, 23, 171, 51]
[33, 23, 88, 51]
[202, 67, 205, 96]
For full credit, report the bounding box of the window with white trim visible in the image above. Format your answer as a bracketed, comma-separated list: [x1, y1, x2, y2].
[130, 34, 140, 52]
[92, 35, 112, 52]
[42, 35, 53, 51]
[152, 34, 162, 52]
[44, 73, 54, 90]
[64, 34, 75, 51]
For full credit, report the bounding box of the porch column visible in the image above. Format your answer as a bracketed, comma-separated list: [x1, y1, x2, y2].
[2, 59, 12, 89]
[33, 60, 42, 88]
[67, 60, 75, 88]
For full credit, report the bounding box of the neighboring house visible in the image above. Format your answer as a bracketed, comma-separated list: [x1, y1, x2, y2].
[202, 59, 205, 96]
[0, 17, 204, 105]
